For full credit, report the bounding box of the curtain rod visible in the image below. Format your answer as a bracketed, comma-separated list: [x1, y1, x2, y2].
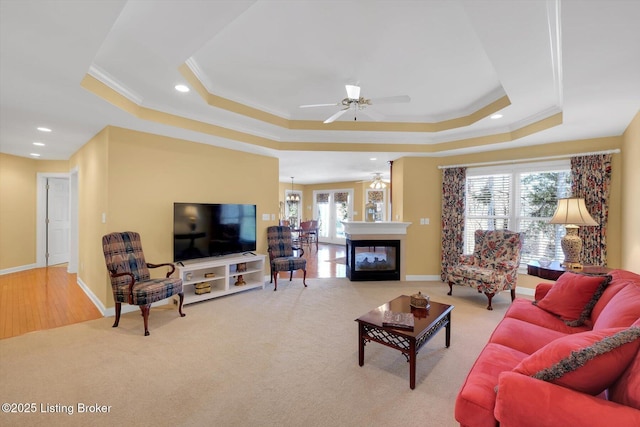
[437, 149, 621, 170]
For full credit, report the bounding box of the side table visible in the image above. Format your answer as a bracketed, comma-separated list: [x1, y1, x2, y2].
[527, 260, 613, 281]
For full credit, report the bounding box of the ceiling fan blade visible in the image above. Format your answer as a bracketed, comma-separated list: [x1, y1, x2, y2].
[368, 95, 411, 105]
[358, 108, 385, 122]
[299, 102, 340, 108]
[324, 107, 350, 124]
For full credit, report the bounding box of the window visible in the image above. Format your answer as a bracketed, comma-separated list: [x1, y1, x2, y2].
[366, 189, 387, 221]
[464, 161, 571, 266]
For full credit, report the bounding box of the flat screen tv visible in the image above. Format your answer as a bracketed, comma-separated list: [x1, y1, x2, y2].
[173, 203, 257, 262]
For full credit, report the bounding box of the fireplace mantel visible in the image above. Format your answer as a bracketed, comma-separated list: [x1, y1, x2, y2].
[341, 221, 411, 235]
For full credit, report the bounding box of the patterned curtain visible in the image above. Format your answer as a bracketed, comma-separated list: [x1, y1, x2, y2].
[316, 193, 329, 203]
[571, 154, 612, 266]
[441, 167, 466, 280]
[368, 190, 384, 203]
[334, 192, 349, 203]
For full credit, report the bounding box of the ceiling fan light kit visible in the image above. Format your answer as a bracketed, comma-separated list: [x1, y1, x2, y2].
[301, 84, 410, 124]
[345, 84, 361, 100]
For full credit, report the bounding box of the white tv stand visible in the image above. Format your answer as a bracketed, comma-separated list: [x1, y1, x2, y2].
[174, 253, 266, 305]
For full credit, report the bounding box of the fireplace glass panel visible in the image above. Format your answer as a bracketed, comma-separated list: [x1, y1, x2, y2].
[346, 239, 400, 281]
[354, 246, 396, 272]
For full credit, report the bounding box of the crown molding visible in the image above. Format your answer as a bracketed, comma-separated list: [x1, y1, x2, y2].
[88, 64, 144, 105]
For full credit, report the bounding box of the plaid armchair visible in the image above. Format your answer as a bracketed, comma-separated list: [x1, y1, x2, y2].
[267, 226, 307, 291]
[102, 231, 185, 335]
[446, 229, 524, 310]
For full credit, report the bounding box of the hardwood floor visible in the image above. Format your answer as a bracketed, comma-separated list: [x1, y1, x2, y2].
[0, 264, 102, 340]
[0, 244, 345, 340]
[291, 242, 346, 279]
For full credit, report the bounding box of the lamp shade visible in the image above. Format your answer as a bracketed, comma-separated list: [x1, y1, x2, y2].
[549, 197, 598, 226]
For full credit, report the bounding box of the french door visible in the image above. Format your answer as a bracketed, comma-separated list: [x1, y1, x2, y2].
[313, 189, 353, 245]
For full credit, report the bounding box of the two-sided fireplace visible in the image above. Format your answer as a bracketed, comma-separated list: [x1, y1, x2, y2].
[346, 239, 401, 281]
[341, 221, 411, 282]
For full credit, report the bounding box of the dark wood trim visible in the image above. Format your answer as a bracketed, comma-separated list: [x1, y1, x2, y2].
[527, 260, 613, 281]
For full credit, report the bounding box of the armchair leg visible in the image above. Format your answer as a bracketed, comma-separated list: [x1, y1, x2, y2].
[177, 292, 185, 318]
[113, 302, 122, 328]
[510, 289, 516, 301]
[302, 269, 307, 287]
[140, 304, 151, 336]
[289, 271, 293, 282]
[447, 282, 453, 296]
[273, 271, 278, 291]
[484, 292, 495, 311]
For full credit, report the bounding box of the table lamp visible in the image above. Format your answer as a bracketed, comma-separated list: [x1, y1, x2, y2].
[549, 197, 598, 269]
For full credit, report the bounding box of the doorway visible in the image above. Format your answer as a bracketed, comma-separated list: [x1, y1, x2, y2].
[37, 173, 76, 270]
[313, 189, 353, 245]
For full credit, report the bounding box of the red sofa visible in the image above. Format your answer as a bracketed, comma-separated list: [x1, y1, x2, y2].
[454, 269, 640, 427]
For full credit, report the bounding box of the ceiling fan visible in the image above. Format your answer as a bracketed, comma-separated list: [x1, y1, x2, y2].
[357, 173, 390, 189]
[299, 84, 410, 124]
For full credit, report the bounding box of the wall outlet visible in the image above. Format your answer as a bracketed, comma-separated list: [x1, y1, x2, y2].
[424, 218, 430, 225]
[420, 218, 425, 225]
[262, 213, 270, 221]
[271, 213, 276, 220]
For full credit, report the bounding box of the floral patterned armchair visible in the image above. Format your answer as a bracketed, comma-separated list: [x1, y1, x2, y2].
[446, 229, 524, 310]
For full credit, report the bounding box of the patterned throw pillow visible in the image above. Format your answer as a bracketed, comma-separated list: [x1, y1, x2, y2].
[513, 326, 640, 395]
[533, 272, 611, 326]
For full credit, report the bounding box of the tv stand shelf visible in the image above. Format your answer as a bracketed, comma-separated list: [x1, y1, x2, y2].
[174, 253, 265, 305]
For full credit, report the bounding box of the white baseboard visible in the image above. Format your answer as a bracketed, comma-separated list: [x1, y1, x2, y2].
[516, 287, 535, 297]
[76, 278, 187, 318]
[404, 274, 536, 298]
[76, 277, 106, 316]
[405, 275, 442, 281]
[0, 263, 37, 275]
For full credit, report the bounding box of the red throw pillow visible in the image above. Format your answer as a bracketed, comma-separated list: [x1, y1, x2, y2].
[513, 327, 640, 395]
[534, 272, 610, 326]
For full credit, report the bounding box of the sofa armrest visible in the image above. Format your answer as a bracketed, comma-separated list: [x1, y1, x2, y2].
[495, 372, 640, 427]
[534, 283, 554, 301]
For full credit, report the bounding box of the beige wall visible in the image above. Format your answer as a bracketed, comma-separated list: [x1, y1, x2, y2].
[69, 128, 110, 305]
[622, 111, 640, 273]
[66, 126, 279, 309]
[392, 157, 443, 277]
[0, 154, 68, 270]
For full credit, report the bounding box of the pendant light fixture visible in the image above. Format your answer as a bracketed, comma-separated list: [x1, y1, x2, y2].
[286, 177, 300, 202]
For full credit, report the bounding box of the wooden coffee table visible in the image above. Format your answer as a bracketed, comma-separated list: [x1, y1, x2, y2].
[355, 295, 453, 389]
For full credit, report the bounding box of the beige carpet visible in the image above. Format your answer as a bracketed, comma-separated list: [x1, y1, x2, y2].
[0, 278, 522, 427]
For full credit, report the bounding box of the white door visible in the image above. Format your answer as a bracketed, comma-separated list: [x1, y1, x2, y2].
[47, 177, 70, 266]
[313, 189, 353, 245]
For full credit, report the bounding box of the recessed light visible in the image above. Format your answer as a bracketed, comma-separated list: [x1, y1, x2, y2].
[33, 142, 45, 146]
[174, 84, 190, 93]
[490, 114, 503, 119]
[37, 127, 52, 132]
[30, 153, 41, 157]
[370, 157, 377, 161]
